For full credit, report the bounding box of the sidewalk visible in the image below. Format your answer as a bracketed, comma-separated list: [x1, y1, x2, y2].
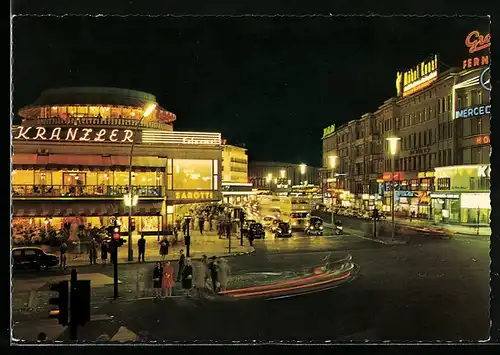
[392, 217, 491, 236]
[42, 230, 255, 267]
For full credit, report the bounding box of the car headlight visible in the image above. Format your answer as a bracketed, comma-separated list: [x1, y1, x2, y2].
[319, 226, 324, 230]
[310, 226, 314, 230]
[288, 229, 292, 233]
[278, 229, 282, 233]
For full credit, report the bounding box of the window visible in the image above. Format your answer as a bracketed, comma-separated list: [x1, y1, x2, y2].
[418, 132, 421, 147]
[173, 159, 213, 190]
[471, 117, 480, 135]
[437, 178, 451, 190]
[24, 249, 38, 256]
[462, 147, 471, 164]
[448, 149, 452, 166]
[469, 177, 490, 190]
[423, 131, 427, 146]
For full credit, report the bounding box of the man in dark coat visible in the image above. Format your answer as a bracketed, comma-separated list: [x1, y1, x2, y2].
[137, 235, 146, 263]
[177, 249, 186, 282]
[208, 256, 219, 293]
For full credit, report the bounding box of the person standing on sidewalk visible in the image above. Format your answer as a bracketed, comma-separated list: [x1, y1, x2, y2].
[138, 235, 146, 263]
[101, 240, 108, 265]
[152, 262, 163, 298]
[208, 256, 219, 293]
[59, 241, 68, 270]
[176, 249, 186, 282]
[159, 236, 169, 261]
[89, 237, 98, 265]
[198, 214, 205, 235]
[162, 261, 175, 298]
[182, 258, 193, 295]
[217, 257, 231, 292]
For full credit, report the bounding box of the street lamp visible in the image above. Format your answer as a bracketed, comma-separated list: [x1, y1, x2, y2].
[386, 137, 400, 241]
[127, 103, 157, 261]
[266, 173, 272, 186]
[328, 155, 338, 224]
[299, 163, 307, 185]
[280, 169, 286, 179]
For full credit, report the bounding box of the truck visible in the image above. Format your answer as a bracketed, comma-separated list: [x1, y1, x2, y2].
[290, 197, 312, 231]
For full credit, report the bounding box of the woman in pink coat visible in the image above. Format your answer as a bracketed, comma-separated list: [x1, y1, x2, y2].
[162, 261, 175, 297]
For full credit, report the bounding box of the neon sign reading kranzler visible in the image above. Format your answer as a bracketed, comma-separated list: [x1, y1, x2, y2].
[13, 126, 135, 143]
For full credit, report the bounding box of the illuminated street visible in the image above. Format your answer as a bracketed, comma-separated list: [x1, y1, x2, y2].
[12, 225, 489, 341]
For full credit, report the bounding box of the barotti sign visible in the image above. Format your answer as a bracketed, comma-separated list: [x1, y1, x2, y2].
[13, 126, 135, 143]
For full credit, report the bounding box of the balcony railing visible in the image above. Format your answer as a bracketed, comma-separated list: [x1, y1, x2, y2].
[12, 185, 163, 198]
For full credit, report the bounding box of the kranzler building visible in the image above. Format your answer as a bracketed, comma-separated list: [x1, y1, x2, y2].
[12, 87, 223, 236]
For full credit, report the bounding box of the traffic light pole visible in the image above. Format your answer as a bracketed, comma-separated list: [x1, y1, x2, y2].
[69, 269, 78, 341]
[113, 241, 119, 299]
[185, 218, 191, 257]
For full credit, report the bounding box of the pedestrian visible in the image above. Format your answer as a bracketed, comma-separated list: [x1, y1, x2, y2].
[208, 256, 219, 293]
[182, 220, 187, 236]
[137, 235, 146, 263]
[217, 257, 231, 291]
[198, 215, 205, 235]
[217, 221, 224, 239]
[209, 215, 214, 231]
[182, 258, 193, 294]
[59, 241, 68, 270]
[152, 262, 163, 298]
[101, 240, 108, 265]
[162, 261, 175, 297]
[248, 229, 254, 247]
[176, 249, 186, 282]
[37, 332, 47, 341]
[89, 237, 98, 265]
[159, 235, 169, 261]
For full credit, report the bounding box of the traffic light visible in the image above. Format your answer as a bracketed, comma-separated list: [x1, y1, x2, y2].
[130, 218, 136, 232]
[372, 208, 379, 220]
[113, 226, 120, 240]
[239, 211, 246, 223]
[48, 281, 69, 325]
[71, 280, 91, 326]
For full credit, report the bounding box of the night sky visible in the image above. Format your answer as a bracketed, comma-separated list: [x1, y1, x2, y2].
[12, 16, 488, 166]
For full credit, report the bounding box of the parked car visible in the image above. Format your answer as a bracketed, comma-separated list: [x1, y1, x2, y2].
[12, 246, 59, 271]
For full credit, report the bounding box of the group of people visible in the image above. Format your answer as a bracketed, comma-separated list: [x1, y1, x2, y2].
[151, 250, 230, 298]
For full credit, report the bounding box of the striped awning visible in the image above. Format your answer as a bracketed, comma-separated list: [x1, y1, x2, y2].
[12, 201, 162, 217]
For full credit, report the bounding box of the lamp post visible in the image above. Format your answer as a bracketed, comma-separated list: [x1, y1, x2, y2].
[329, 155, 338, 224]
[126, 103, 157, 261]
[386, 137, 400, 241]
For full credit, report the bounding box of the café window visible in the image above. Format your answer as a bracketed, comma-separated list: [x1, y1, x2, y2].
[173, 159, 212, 190]
[437, 177, 451, 190]
[469, 177, 490, 191]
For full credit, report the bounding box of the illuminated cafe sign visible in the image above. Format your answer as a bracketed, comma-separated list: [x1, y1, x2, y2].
[430, 193, 459, 199]
[463, 30, 490, 70]
[323, 124, 336, 138]
[141, 130, 221, 146]
[396, 55, 438, 97]
[175, 191, 214, 200]
[455, 104, 491, 119]
[474, 135, 490, 145]
[13, 126, 135, 143]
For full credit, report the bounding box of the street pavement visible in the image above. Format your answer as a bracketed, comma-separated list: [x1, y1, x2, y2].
[11, 225, 490, 342]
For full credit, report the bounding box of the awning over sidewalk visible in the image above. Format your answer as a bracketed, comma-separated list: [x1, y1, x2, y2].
[12, 200, 163, 217]
[12, 154, 166, 172]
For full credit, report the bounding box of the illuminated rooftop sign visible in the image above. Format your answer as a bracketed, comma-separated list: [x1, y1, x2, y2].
[323, 124, 336, 138]
[463, 30, 490, 70]
[141, 130, 221, 146]
[13, 126, 135, 143]
[396, 55, 438, 97]
[455, 104, 490, 119]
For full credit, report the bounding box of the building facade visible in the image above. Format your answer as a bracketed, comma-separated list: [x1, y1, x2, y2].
[249, 161, 320, 192]
[321, 32, 490, 225]
[12, 87, 223, 239]
[220, 143, 255, 205]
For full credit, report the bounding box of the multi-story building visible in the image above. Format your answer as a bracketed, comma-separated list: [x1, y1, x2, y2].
[220, 143, 255, 205]
[12, 87, 223, 241]
[321, 36, 490, 225]
[249, 162, 320, 192]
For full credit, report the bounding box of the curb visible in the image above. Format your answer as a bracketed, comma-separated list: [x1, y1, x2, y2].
[64, 247, 256, 268]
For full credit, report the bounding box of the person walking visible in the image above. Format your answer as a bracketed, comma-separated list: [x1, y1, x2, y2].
[152, 262, 163, 298]
[182, 258, 193, 295]
[198, 215, 205, 235]
[176, 249, 186, 282]
[137, 235, 146, 263]
[159, 236, 169, 261]
[101, 240, 108, 265]
[59, 241, 68, 270]
[208, 256, 219, 293]
[162, 261, 175, 297]
[217, 257, 231, 292]
[89, 237, 98, 265]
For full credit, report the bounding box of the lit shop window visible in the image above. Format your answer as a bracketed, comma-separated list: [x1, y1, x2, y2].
[173, 159, 212, 190]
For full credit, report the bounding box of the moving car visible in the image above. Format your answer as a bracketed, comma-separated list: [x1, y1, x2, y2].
[261, 216, 276, 229]
[241, 219, 257, 236]
[305, 216, 324, 236]
[274, 222, 292, 238]
[248, 222, 266, 239]
[12, 246, 59, 271]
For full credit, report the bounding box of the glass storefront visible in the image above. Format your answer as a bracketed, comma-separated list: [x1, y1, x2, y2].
[172, 159, 213, 190]
[460, 192, 490, 224]
[431, 195, 461, 223]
